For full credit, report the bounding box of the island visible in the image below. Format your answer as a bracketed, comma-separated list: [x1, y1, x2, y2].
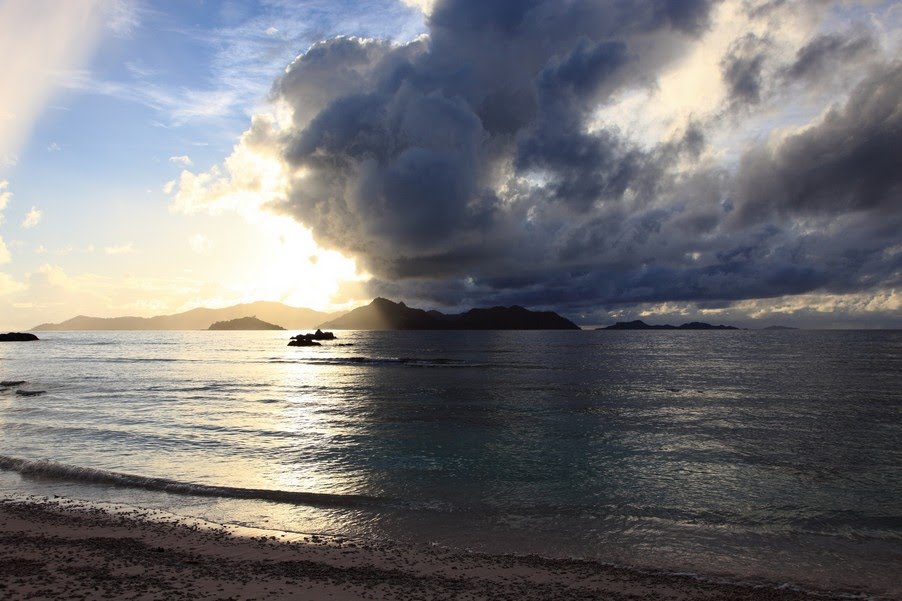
[600, 320, 739, 330]
[31, 301, 341, 331]
[318, 297, 580, 330]
[0, 332, 39, 341]
[208, 317, 284, 331]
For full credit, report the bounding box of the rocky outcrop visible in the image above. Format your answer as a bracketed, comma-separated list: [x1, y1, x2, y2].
[0, 332, 39, 341]
[287, 329, 337, 346]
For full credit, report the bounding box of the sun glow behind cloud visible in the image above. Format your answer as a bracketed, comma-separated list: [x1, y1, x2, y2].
[166, 111, 367, 312]
[221, 214, 365, 310]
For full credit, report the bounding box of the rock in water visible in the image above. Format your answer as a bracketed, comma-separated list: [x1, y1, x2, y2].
[287, 330, 337, 346]
[0, 332, 39, 341]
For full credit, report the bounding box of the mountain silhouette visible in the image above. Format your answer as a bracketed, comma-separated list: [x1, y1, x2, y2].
[319, 298, 579, 330]
[33, 301, 340, 331]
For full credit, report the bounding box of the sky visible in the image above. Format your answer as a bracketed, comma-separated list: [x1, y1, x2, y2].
[0, 0, 900, 329]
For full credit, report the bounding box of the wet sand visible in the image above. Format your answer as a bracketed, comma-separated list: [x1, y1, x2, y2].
[0, 498, 864, 600]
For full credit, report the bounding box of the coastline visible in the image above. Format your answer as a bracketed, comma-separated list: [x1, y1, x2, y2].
[0, 497, 874, 601]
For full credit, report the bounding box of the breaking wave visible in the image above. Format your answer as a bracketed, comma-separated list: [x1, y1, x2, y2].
[0, 455, 406, 510]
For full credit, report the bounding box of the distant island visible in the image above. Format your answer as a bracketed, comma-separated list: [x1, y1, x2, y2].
[319, 298, 579, 330]
[32, 301, 341, 331]
[600, 320, 740, 330]
[208, 317, 284, 331]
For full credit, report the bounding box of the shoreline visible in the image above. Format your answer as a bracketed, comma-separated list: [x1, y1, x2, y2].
[0, 497, 879, 601]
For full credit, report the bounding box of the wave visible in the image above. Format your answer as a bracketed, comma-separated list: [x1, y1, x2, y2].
[0, 455, 402, 510]
[101, 357, 187, 363]
[1, 454, 897, 547]
[267, 356, 489, 368]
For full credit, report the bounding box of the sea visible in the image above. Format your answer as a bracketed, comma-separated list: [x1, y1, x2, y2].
[1, 330, 900, 596]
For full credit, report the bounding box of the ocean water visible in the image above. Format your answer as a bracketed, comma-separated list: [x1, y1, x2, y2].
[1, 330, 900, 595]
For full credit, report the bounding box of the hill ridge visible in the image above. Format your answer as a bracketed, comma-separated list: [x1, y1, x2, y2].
[33, 301, 341, 331]
[319, 298, 579, 330]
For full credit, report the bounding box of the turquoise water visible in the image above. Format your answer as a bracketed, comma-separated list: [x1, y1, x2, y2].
[1, 330, 900, 595]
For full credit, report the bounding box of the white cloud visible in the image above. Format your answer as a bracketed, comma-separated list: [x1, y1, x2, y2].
[49, 0, 426, 132]
[189, 233, 213, 255]
[104, 243, 134, 255]
[734, 290, 902, 319]
[0, 236, 10, 264]
[125, 60, 158, 79]
[35, 245, 47, 254]
[47, 142, 62, 152]
[171, 89, 239, 122]
[0, 179, 10, 222]
[57, 244, 96, 256]
[0, 271, 25, 296]
[60, 71, 242, 125]
[400, 0, 435, 16]
[169, 155, 193, 166]
[169, 114, 286, 218]
[105, 0, 143, 38]
[22, 207, 42, 229]
[162, 179, 176, 194]
[589, 0, 883, 161]
[618, 289, 902, 329]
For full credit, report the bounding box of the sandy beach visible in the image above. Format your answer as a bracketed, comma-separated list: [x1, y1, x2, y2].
[0, 497, 864, 601]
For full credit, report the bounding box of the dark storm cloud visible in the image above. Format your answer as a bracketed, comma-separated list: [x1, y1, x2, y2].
[721, 34, 770, 105]
[266, 0, 901, 316]
[743, 0, 833, 20]
[784, 31, 877, 82]
[274, 0, 714, 260]
[734, 61, 902, 223]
